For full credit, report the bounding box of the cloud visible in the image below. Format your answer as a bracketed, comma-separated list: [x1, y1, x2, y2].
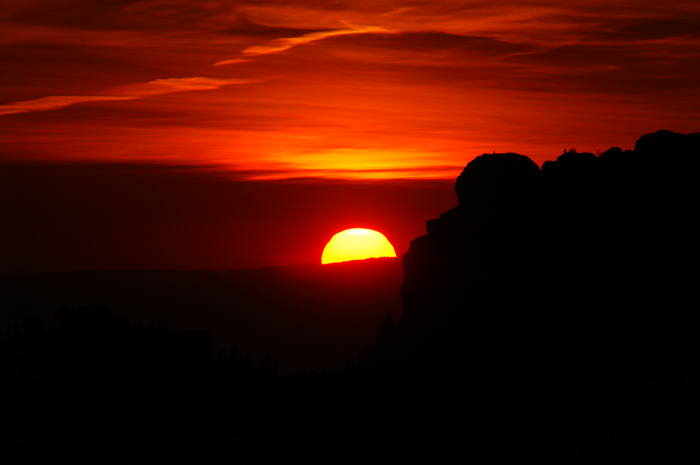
[0, 95, 133, 116]
[243, 23, 393, 55]
[215, 23, 394, 65]
[213, 59, 252, 67]
[381, 7, 415, 17]
[0, 77, 257, 116]
[118, 77, 254, 94]
[244, 164, 464, 181]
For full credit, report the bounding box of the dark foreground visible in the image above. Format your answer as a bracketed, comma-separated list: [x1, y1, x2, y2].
[2, 130, 699, 463]
[1, 258, 404, 373]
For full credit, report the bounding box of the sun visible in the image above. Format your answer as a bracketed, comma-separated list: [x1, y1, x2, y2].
[322, 228, 397, 264]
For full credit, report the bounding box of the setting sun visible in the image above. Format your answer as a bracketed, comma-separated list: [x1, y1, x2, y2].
[321, 228, 396, 264]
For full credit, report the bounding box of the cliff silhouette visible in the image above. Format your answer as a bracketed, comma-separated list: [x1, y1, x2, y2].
[387, 129, 700, 458]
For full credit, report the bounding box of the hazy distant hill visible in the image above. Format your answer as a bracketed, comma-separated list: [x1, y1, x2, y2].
[0, 258, 403, 373]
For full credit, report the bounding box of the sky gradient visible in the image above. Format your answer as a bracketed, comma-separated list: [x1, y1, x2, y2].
[3, 0, 699, 179]
[2, 1, 699, 271]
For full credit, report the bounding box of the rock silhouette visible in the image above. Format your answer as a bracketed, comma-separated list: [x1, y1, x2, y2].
[396, 129, 700, 459]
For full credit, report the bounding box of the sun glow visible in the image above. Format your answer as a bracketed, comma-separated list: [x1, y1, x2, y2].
[321, 228, 396, 264]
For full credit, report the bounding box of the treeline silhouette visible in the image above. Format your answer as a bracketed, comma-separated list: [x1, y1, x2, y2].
[1, 258, 404, 373]
[1, 305, 416, 463]
[2, 306, 256, 461]
[2, 130, 699, 462]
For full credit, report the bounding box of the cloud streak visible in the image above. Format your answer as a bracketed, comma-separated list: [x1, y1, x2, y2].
[215, 23, 394, 65]
[0, 77, 257, 116]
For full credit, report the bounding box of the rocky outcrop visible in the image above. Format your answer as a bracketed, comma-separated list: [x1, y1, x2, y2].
[396, 131, 700, 454]
[402, 129, 699, 340]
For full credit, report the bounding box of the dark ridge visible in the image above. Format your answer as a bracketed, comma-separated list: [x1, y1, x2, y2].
[388, 129, 700, 460]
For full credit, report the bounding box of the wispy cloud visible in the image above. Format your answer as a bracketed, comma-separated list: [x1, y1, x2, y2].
[0, 95, 133, 116]
[213, 58, 253, 67]
[215, 23, 394, 65]
[381, 7, 415, 17]
[0, 77, 257, 116]
[3, 0, 700, 180]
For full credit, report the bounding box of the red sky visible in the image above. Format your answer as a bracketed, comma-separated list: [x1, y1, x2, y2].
[2, 1, 699, 271]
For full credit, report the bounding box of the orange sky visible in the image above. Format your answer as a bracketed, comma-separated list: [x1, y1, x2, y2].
[2, 1, 700, 272]
[2, 0, 699, 180]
